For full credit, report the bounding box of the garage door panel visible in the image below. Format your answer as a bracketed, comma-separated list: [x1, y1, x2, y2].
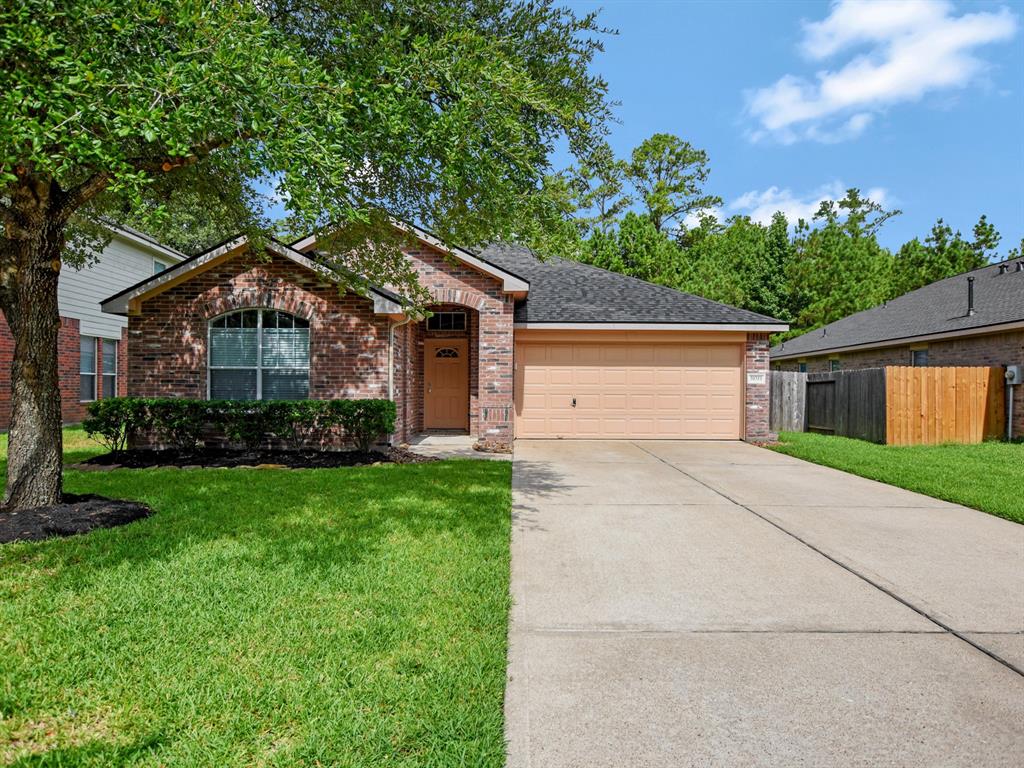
[517, 342, 742, 440]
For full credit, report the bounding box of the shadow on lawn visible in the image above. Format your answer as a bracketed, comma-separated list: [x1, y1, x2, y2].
[3, 460, 512, 584]
[6, 737, 164, 768]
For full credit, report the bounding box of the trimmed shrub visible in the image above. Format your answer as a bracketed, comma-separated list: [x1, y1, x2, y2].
[84, 398, 396, 453]
[82, 398, 146, 453]
[337, 399, 397, 453]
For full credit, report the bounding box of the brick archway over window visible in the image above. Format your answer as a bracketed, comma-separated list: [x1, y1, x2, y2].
[196, 288, 320, 323]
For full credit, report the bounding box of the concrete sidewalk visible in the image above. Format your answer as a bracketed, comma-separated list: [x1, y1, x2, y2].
[505, 440, 1024, 767]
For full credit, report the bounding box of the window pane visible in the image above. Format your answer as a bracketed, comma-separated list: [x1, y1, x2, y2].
[241, 310, 259, 328]
[262, 370, 309, 400]
[261, 329, 309, 368]
[154, 260, 168, 275]
[80, 374, 96, 401]
[210, 369, 257, 400]
[102, 374, 116, 398]
[102, 340, 117, 372]
[210, 328, 258, 367]
[80, 337, 96, 373]
[262, 310, 278, 328]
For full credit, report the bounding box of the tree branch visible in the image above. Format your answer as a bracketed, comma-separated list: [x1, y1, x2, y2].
[54, 172, 110, 222]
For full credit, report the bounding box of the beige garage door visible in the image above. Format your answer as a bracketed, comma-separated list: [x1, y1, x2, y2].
[515, 342, 743, 439]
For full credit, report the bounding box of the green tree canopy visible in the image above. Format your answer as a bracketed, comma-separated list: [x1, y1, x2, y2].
[627, 133, 721, 233]
[0, 0, 612, 508]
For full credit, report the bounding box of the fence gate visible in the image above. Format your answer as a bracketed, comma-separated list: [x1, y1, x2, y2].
[805, 378, 836, 434]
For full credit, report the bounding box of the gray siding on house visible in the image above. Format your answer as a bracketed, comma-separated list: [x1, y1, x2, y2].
[58, 231, 177, 339]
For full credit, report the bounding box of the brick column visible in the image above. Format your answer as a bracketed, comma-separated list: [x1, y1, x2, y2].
[744, 332, 773, 443]
[476, 295, 515, 449]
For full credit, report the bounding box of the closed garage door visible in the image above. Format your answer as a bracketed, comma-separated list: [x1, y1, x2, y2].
[515, 342, 743, 439]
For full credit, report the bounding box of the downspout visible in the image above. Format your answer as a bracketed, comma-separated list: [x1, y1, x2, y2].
[388, 316, 414, 444]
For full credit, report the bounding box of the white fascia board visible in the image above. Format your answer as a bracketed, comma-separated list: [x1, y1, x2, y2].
[293, 222, 530, 294]
[101, 236, 248, 314]
[771, 319, 1024, 360]
[514, 322, 789, 332]
[107, 225, 186, 262]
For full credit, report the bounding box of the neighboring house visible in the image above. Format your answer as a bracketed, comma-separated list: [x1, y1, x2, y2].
[771, 258, 1024, 435]
[0, 226, 185, 429]
[100, 224, 787, 447]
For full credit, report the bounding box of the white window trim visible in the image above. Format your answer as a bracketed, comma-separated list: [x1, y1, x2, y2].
[80, 336, 97, 403]
[206, 309, 311, 401]
[101, 339, 118, 398]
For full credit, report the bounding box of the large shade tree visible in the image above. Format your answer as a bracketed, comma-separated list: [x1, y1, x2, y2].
[0, 0, 611, 509]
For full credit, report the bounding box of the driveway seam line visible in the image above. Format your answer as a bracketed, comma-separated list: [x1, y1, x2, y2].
[631, 442, 1024, 679]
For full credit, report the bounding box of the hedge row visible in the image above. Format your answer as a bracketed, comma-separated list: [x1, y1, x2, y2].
[83, 398, 396, 454]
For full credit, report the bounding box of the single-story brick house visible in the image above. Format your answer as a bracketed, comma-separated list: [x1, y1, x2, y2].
[771, 258, 1024, 435]
[101, 224, 787, 448]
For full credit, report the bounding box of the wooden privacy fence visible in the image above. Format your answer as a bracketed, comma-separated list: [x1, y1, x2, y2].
[770, 366, 1006, 445]
[886, 366, 1005, 446]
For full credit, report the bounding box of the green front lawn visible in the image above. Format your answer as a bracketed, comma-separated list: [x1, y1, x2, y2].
[771, 431, 1023, 524]
[0, 429, 512, 766]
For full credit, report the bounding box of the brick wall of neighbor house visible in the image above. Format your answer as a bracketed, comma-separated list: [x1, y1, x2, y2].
[774, 329, 1024, 436]
[744, 333, 773, 442]
[403, 245, 514, 448]
[0, 314, 87, 430]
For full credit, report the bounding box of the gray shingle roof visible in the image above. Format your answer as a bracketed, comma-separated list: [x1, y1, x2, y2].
[771, 259, 1024, 359]
[478, 243, 786, 326]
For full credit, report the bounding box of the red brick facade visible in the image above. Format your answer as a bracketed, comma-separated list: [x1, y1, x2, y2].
[0, 314, 127, 430]
[744, 333, 773, 443]
[125, 243, 516, 447]
[773, 329, 1024, 437]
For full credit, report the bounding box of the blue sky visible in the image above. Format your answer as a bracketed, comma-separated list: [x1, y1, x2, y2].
[559, 0, 1023, 251]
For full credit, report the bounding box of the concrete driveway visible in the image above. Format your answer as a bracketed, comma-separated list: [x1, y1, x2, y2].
[505, 440, 1024, 767]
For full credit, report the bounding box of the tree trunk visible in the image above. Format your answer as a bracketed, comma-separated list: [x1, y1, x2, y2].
[1, 220, 65, 509]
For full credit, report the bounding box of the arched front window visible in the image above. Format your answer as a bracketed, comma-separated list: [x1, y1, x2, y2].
[208, 309, 310, 400]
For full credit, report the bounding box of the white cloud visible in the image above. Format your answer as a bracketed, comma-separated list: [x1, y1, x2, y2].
[746, 0, 1018, 143]
[684, 181, 891, 228]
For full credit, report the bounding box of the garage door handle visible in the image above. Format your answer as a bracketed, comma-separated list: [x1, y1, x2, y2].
[571, 397, 576, 408]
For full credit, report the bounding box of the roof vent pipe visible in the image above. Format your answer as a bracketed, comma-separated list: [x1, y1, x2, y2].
[1016, 261, 1024, 272]
[998, 263, 1008, 274]
[967, 276, 975, 316]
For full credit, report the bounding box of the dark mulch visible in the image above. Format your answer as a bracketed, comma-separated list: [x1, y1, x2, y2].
[0, 493, 153, 544]
[73, 446, 438, 471]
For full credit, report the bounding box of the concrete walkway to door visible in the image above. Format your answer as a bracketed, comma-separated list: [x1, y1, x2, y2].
[505, 440, 1024, 767]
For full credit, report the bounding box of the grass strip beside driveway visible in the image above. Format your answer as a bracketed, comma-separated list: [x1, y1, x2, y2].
[1, 429, 512, 766]
[770, 431, 1023, 524]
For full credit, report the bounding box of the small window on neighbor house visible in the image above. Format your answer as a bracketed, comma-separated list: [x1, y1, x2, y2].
[154, 259, 169, 275]
[911, 349, 929, 367]
[798, 362, 807, 373]
[426, 311, 466, 331]
[80, 336, 97, 401]
[101, 340, 117, 398]
[830, 359, 842, 372]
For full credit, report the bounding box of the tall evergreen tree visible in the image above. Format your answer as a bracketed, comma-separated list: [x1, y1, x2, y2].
[626, 133, 721, 233]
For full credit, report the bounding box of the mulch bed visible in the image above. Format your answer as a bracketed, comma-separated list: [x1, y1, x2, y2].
[0, 493, 153, 544]
[71, 446, 439, 471]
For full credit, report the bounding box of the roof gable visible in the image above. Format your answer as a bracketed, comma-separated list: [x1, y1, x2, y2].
[101, 236, 402, 316]
[291, 220, 529, 294]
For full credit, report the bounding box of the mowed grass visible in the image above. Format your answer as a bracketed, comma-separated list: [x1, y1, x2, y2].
[0, 429, 512, 766]
[771, 431, 1023, 524]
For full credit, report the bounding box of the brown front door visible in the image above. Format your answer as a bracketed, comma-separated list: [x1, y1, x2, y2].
[424, 338, 469, 430]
